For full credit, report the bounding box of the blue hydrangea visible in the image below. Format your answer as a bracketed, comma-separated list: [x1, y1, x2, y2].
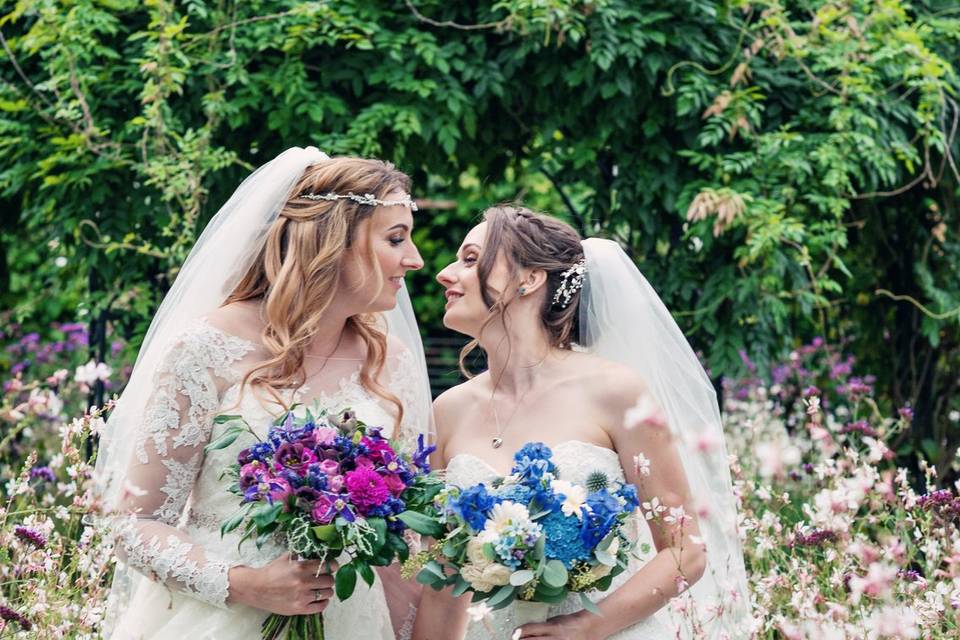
[450, 484, 496, 531]
[277, 468, 304, 488]
[541, 510, 592, 568]
[580, 491, 622, 547]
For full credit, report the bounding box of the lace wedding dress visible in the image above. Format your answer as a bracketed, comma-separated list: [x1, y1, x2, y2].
[106, 318, 425, 640]
[445, 441, 672, 640]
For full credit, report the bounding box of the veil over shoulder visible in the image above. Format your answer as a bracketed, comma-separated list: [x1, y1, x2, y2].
[579, 238, 752, 638]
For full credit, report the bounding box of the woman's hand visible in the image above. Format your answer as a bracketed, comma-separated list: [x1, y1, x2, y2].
[228, 553, 338, 615]
[515, 610, 600, 640]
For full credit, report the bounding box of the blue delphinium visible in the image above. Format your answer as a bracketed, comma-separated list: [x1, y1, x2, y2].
[450, 484, 496, 531]
[512, 442, 557, 484]
[617, 483, 640, 510]
[514, 442, 553, 463]
[367, 496, 408, 531]
[412, 434, 437, 472]
[237, 441, 275, 465]
[580, 491, 622, 547]
[496, 483, 533, 504]
[530, 481, 564, 513]
[541, 510, 592, 568]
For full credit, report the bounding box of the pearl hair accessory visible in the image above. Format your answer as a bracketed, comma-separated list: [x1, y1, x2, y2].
[551, 258, 586, 308]
[299, 191, 418, 211]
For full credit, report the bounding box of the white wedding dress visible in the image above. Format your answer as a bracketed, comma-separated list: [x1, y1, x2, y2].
[107, 318, 425, 640]
[445, 441, 672, 640]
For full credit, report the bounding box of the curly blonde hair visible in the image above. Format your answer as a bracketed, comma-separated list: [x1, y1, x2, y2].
[225, 157, 411, 423]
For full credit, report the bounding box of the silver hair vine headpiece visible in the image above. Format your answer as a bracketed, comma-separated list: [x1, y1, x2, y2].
[551, 257, 587, 308]
[299, 191, 418, 211]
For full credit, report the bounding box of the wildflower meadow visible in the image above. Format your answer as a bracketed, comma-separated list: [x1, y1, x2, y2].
[3, 1, 959, 638]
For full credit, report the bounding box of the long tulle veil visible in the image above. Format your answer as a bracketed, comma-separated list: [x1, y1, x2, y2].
[579, 238, 752, 638]
[95, 146, 433, 630]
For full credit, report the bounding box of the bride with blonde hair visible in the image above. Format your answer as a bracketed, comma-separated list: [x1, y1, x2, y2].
[96, 148, 432, 639]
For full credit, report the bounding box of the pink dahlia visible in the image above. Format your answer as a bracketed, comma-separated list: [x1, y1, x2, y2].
[344, 467, 390, 514]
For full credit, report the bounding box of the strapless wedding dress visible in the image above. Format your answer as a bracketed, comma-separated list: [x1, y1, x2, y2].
[445, 440, 672, 640]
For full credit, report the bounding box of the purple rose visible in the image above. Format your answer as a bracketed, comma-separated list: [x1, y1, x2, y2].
[319, 459, 340, 476]
[311, 494, 336, 524]
[382, 472, 407, 497]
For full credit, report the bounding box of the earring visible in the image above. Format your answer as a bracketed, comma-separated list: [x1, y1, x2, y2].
[518, 286, 526, 296]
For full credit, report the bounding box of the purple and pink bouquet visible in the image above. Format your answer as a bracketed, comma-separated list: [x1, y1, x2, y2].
[206, 406, 442, 640]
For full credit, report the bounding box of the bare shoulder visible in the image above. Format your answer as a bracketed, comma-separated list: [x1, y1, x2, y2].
[568, 352, 647, 397]
[432, 375, 486, 457]
[564, 352, 651, 425]
[205, 301, 265, 344]
[432, 375, 485, 423]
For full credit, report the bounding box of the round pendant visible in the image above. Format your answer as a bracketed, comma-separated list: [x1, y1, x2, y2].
[491, 437, 503, 449]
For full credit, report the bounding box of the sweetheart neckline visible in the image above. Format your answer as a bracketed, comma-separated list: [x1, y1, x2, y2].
[445, 440, 620, 478]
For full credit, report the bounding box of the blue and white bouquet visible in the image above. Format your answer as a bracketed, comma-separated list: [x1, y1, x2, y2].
[416, 443, 639, 615]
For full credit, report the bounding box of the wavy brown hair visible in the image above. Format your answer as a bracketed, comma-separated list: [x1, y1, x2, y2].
[459, 205, 585, 377]
[225, 157, 411, 423]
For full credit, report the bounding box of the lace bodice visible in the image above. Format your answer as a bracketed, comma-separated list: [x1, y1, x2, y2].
[446, 440, 625, 489]
[113, 318, 427, 609]
[445, 441, 668, 640]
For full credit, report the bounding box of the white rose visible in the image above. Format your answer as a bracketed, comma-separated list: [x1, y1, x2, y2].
[606, 536, 620, 557]
[466, 537, 489, 565]
[481, 562, 512, 587]
[461, 563, 498, 592]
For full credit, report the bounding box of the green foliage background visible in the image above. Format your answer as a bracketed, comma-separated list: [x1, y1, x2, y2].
[1, 0, 958, 475]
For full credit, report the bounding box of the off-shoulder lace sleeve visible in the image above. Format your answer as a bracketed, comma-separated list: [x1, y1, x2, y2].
[113, 320, 254, 608]
[384, 347, 433, 455]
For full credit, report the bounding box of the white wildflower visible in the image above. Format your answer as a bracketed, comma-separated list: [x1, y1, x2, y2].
[633, 452, 651, 476]
[466, 602, 493, 622]
[74, 360, 112, 386]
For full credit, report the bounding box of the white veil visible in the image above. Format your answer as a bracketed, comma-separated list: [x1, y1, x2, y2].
[95, 145, 433, 507]
[578, 238, 752, 638]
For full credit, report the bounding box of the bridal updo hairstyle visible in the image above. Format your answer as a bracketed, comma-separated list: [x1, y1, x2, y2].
[460, 205, 585, 375]
[225, 157, 410, 419]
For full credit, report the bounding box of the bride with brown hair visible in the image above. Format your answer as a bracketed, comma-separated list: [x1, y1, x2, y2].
[414, 206, 751, 639]
[96, 148, 432, 639]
